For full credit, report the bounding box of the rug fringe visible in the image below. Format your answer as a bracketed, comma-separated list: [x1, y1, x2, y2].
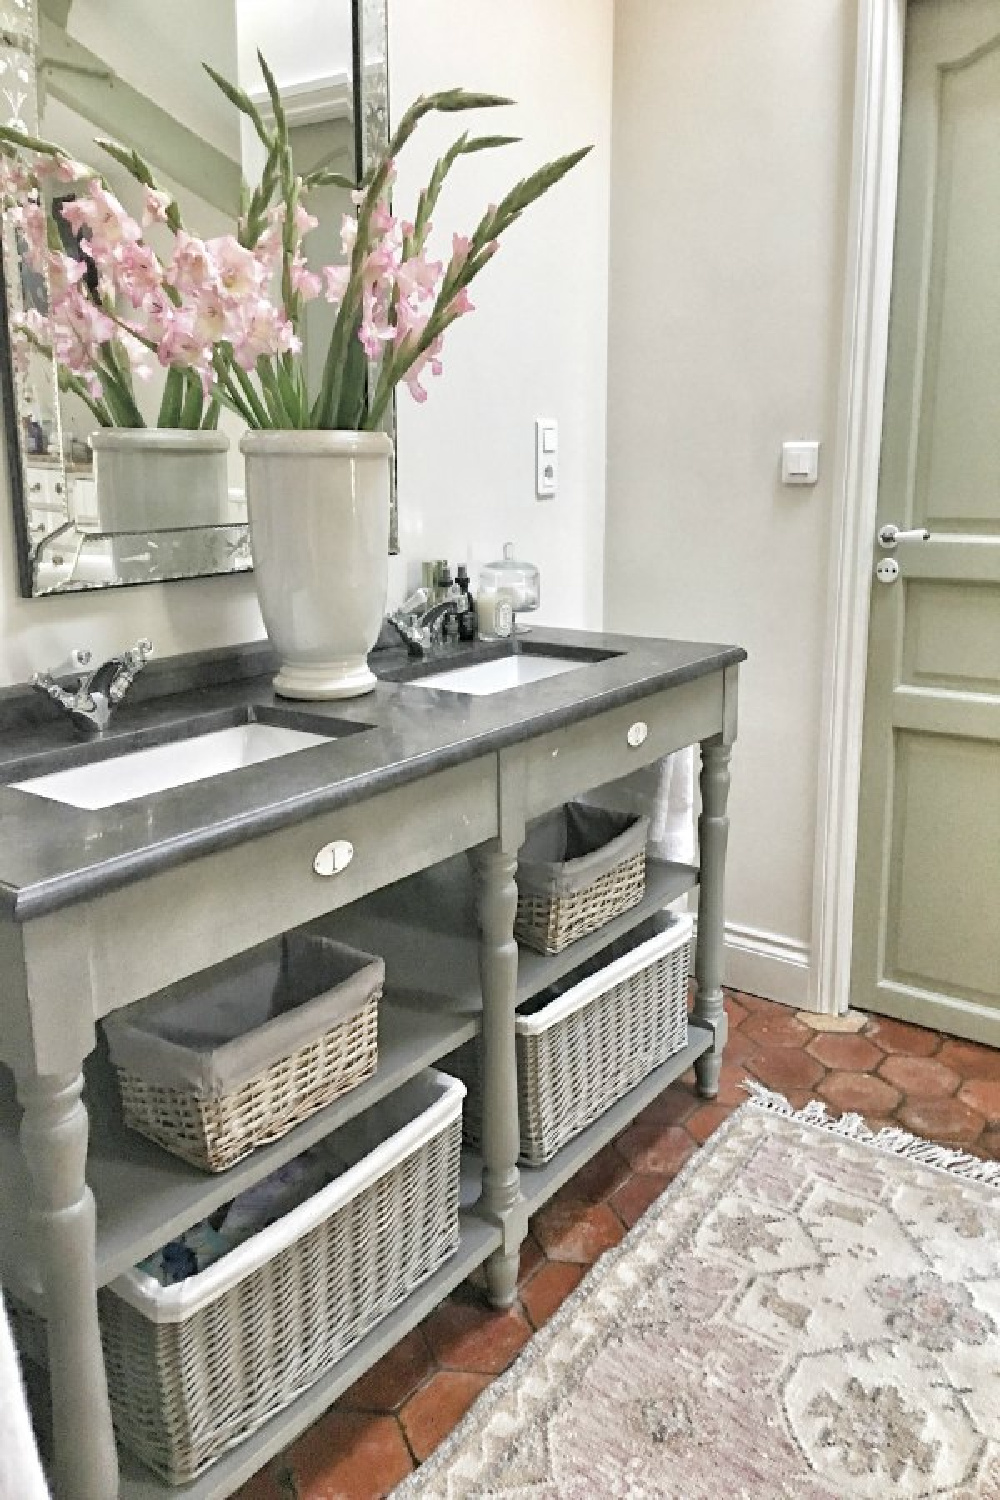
[743, 1081, 1000, 1186]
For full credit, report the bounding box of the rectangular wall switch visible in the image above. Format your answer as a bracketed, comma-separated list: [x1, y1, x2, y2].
[781, 441, 820, 485]
[535, 418, 558, 498]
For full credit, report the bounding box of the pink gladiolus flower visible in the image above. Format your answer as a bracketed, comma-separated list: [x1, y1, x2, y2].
[166, 231, 215, 296]
[450, 286, 475, 319]
[322, 264, 350, 304]
[230, 299, 300, 371]
[340, 213, 358, 254]
[62, 185, 142, 251]
[207, 235, 266, 300]
[113, 241, 164, 307]
[142, 188, 173, 226]
[371, 202, 394, 236]
[395, 252, 442, 305]
[293, 203, 318, 236]
[290, 254, 322, 301]
[450, 233, 472, 270]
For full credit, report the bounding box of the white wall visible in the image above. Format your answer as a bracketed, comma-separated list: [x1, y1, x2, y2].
[387, 0, 614, 626]
[605, 0, 858, 1005]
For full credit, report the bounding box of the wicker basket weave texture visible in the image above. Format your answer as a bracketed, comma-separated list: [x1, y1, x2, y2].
[116, 994, 380, 1173]
[456, 921, 690, 1165]
[11, 1110, 462, 1486]
[514, 847, 646, 955]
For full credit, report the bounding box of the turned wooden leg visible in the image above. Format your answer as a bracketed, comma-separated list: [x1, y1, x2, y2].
[17, 1070, 118, 1500]
[693, 740, 732, 1099]
[472, 841, 524, 1308]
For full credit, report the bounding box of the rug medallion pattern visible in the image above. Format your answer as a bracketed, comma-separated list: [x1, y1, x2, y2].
[397, 1106, 1000, 1498]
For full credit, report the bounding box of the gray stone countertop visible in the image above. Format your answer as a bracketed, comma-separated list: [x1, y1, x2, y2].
[0, 628, 745, 921]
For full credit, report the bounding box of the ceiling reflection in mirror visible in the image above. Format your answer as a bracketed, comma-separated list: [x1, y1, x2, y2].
[0, 0, 391, 597]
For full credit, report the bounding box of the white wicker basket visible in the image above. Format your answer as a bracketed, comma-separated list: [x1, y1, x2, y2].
[102, 932, 384, 1172]
[11, 1070, 465, 1485]
[455, 913, 691, 1165]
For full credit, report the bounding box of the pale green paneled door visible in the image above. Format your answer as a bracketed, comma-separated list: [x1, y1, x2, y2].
[852, 0, 1000, 1045]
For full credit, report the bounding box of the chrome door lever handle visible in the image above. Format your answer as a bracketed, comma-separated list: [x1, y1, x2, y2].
[878, 524, 931, 549]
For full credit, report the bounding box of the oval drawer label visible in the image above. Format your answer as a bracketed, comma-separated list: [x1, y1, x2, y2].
[627, 721, 649, 748]
[313, 840, 354, 876]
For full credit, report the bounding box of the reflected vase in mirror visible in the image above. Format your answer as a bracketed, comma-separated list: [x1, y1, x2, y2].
[0, 0, 392, 598]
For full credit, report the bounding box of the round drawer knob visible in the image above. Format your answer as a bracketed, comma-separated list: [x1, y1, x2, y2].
[313, 839, 354, 876]
[627, 721, 648, 748]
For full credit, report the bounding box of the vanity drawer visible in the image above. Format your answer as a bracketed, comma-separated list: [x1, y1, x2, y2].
[79, 755, 499, 1016]
[506, 674, 725, 824]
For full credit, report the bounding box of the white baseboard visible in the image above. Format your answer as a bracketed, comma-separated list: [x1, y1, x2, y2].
[687, 914, 812, 1009]
[723, 922, 811, 1008]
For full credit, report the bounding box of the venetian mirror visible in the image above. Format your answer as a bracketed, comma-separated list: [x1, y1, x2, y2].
[0, 0, 392, 599]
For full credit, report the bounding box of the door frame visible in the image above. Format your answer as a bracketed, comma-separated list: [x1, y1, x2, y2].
[809, 0, 908, 1014]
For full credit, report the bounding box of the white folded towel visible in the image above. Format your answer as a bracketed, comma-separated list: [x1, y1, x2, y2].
[580, 746, 696, 865]
[0, 1294, 50, 1499]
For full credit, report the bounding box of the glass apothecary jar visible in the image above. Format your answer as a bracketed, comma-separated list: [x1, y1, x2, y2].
[479, 542, 540, 614]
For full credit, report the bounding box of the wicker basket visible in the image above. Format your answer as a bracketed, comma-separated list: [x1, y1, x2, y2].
[10, 1071, 465, 1485]
[453, 913, 691, 1165]
[513, 803, 650, 954]
[102, 932, 384, 1172]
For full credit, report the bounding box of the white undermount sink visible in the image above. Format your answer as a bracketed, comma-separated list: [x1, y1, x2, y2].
[413, 653, 587, 696]
[13, 723, 335, 810]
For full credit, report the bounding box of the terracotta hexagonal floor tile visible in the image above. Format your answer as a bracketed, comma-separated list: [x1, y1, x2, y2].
[609, 1169, 672, 1227]
[878, 1054, 960, 1100]
[520, 1260, 586, 1329]
[532, 1198, 626, 1264]
[287, 1409, 413, 1499]
[806, 1033, 883, 1073]
[639, 1080, 700, 1126]
[745, 1047, 825, 1094]
[550, 1141, 631, 1204]
[421, 1295, 532, 1375]
[338, 1327, 435, 1415]
[725, 995, 749, 1029]
[712, 1058, 753, 1107]
[819, 1071, 902, 1116]
[686, 1102, 736, 1143]
[862, 1016, 939, 1057]
[232, 1466, 285, 1500]
[741, 1009, 814, 1049]
[938, 1039, 1000, 1084]
[957, 1078, 1000, 1125]
[896, 1096, 986, 1146]
[614, 1118, 698, 1177]
[400, 1370, 491, 1461]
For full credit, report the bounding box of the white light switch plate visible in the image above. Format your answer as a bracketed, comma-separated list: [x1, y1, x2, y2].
[782, 441, 820, 485]
[535, 418, 557, 498]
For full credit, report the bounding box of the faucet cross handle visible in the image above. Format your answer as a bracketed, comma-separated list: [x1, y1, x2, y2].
[106, 637, 153, 703]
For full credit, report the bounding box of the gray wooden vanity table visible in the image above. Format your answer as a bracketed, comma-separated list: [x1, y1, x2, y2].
[0, 627, 743, 1500]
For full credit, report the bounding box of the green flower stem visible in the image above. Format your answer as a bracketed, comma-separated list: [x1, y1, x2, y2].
[312, 88, 514, 429]
[227, 359, 271, 428]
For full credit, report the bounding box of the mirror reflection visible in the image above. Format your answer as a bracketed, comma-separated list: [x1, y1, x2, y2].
[0, 0, 390, 598]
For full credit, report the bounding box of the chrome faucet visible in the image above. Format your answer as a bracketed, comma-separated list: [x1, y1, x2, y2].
[32, 638, 153, 734]
[386, 589, 469, 657]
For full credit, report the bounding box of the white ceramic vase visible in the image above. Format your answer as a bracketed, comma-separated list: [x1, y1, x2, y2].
[240, 429, 392, 700]
[88, 429, 231, 532]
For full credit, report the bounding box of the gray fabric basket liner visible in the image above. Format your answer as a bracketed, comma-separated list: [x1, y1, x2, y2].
[102, 932, 384, 1099]
[515, 803, 650, 899]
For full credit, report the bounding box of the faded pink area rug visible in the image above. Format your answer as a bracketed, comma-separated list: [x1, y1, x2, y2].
[396, 1088, 1000, 1499]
